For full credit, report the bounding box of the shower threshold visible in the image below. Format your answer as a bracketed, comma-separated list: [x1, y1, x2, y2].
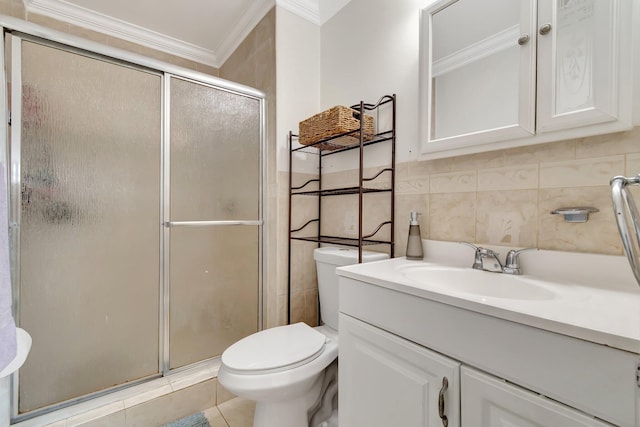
[11, 359, 221, 427]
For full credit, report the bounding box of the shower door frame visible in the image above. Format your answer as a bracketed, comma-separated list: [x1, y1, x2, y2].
[0, 15, 265, 422]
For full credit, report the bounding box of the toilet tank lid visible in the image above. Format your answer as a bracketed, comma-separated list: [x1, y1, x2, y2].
[221, 323, 326, 372]
[313, 247, 388, 266]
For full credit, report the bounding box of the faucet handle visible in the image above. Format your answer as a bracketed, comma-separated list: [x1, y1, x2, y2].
[458, 242, 482, 269]
[504, 247, 538, 274]
[459, 241, 479, 251]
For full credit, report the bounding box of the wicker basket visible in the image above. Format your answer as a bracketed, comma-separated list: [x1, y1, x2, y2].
[299, 106, 375, 150]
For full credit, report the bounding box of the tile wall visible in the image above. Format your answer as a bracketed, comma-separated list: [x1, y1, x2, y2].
[218, 8, 279, 328]
[286, 127, 640, 323]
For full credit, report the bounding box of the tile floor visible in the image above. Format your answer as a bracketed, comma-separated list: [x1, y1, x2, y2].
[203, 398, 255, 427]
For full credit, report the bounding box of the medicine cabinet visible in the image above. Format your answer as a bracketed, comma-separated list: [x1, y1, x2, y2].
[419, 0, 634, 158]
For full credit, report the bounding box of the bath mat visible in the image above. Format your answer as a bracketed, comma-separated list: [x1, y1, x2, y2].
[162, 412, 211, 427]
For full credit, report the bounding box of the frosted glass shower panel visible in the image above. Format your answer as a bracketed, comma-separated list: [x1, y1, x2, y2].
[170, 78, 261, 221]
[169, 226, 259, 369]
[17, 41, 161, 412]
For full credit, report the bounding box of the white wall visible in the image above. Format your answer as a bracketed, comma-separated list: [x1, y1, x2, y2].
[319, 0, 435, 172]
[275, 6, 321, 173]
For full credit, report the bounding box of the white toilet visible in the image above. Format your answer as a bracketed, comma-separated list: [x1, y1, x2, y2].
[218, 247, 388, 427]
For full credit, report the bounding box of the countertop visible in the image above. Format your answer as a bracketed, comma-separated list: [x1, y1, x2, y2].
[336, 241, 640, 354]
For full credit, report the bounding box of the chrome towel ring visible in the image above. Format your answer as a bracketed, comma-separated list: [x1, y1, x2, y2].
[611, 175, 640, 287]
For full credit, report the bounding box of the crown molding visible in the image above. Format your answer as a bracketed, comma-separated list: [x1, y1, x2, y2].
[275, 0, 350, 26]
[276, 0, 320, 25]
[216, 0, 275, 67]
[23, 0, 275, 68]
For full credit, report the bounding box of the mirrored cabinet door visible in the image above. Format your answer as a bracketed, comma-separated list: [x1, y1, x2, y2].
[421, 0, 536, 152]
[536, 0, 619, 133]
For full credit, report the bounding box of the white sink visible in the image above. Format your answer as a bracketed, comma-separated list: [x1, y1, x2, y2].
[400, 265, 558, 300]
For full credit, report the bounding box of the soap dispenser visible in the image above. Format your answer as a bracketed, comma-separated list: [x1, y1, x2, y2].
[406, 211, 424, 260]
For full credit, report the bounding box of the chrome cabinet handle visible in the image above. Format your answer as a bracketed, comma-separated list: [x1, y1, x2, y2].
[517, 34, 530, 45]
[539, 23, 552, 35]
[438, 377, 449, 427]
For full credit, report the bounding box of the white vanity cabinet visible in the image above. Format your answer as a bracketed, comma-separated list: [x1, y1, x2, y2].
[461, 367, 611, 427]
[339, 314, 460, 427]
[338, 272, 640, 427]
[420, 0, 634, 158]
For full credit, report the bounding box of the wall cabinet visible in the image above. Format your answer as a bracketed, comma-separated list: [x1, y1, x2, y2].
[420, 0, 634, 158]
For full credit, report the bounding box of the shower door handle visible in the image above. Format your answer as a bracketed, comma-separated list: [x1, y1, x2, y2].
[164, 220, 263, 227]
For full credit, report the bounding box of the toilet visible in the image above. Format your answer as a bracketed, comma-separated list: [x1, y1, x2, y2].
[218, 247, 388, 427]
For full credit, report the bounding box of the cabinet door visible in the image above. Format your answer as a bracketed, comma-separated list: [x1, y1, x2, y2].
[536, 0, 620, 132]
[420, 0, 536, 152]
[461, 367, 611, 427]
[339, 314, 460, 427]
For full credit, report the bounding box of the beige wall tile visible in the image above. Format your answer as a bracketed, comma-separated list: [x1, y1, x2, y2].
[0, 1, 13, 16]
[626, 153, 640, 176]
[538, 187, 622, 254]
[11, 0, 24, 18]
[503, 139, 576, 164]
[447, 150, 506, 171]
[430, 170, 476, 194]
[304, 288, 319, 327]
[539, 156, 624, 188]
[476, 190, 537, 247]
[320, 196, 358, 237]
[289, 291, 305, 324]
[576, 127, 640, 158]
[106, 36, 142, 54]
[362, 165, 392, 189]
[67, 24, 108, 44]
[429, 192, 476, 242]
[196, 64, 219, 76]
[362, 193, 393, 241]
[397, 174, 429, 195]
[322, 169, 357, 189]
[289, 241, 317, 294]
[477, 164, 538, 191]
[27, 13, 69, 32]
[409, 157, 451, 176]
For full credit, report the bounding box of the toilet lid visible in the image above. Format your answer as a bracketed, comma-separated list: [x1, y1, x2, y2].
[222, 322, 326, 373]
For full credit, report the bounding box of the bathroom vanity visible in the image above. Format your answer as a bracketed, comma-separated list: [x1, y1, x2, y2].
[337, 241, 640, 426]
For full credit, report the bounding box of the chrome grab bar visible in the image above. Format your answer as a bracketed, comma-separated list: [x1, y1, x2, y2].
[611, 175, 640, 287]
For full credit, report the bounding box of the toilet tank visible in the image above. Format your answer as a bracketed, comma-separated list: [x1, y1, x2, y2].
[313, 247, 388, 330]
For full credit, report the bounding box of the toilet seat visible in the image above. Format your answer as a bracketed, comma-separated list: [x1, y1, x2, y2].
[221, 323, 327, 375]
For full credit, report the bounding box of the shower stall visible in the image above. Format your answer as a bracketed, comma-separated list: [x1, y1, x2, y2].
[0, 17, 264, 422]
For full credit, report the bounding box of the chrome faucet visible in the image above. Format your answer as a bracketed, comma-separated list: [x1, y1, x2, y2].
[502, 247, 538, 275]
[460, 242, 537, 275]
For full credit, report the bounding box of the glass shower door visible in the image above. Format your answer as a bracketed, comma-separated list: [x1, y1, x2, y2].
[15, 39, 162, 412]
[168, 77, 262, 369]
